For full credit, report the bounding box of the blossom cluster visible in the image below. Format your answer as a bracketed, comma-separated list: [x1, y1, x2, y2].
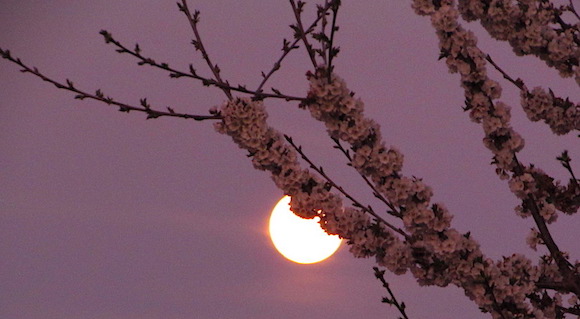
[510, 164, 580, 225]
[520, 86, 580, 135]
[210, 1, 578, 316]
[418, 0, 577, 228]
[305, 70, 549, 316]
[427, 2, 527, 176]
[212, 97, 411, 272]
[410, 0, 579, 315]
[306, 72, 452, 232]
[457, 0, 580, 84]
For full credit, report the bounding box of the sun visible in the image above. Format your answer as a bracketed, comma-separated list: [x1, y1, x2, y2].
[268, 196, 342, 264]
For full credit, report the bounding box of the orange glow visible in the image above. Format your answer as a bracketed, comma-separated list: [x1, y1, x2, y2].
[268, 196, 341, 264]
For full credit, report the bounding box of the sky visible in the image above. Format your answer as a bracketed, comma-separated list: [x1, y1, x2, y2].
[0, 0, 579, 318]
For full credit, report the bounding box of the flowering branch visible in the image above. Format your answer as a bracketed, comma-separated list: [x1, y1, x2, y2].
[514, 157, 580, 296]
[284, 135, 410, 239]
[331, 138, 403, 218]
[480, 273, 509, 319]
[412, 0, 580, 313]
[2, 0, 580, 317]
[214, 97, 413, 275]
[485, 54, 579, 136]
[0, 48, 219, 121]
[458, 0, 580, 82]
[373, 267, 410, 319]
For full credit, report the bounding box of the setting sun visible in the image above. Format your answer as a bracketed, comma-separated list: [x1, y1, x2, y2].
[268, 196, 341, 264]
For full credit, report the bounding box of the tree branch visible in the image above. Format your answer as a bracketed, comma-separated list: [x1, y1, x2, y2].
[285, 135, 409, 240]
[332, 138, 403, 218]
[513, 156, 580, 295]
[326, 0, 340, 81]
[557, 305, 580, 316]
[0, 48, 220, 121]
[98, 30, 306, 101]
[485, 54, 526, 91]
[254, 0, 335, 94]
[177, 0, 232, 99]
[373, 267, 410, 319]
[289, 0, 318, 69]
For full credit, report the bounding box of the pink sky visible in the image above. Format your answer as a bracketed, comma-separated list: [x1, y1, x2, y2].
[1, 1, 578, 318]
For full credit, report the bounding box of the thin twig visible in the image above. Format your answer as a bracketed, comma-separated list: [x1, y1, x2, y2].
[557, 305, 580, 316]
[285, 135, 410, 240]
[255, 0, 335, 94]
[0, 48, 220, 121]
[98, 30, 306, 101]
[178, 0, 232, 99]
[289, 0, 318, 69]
[557, 150, 580, 189]
[332, 138, 403, 218]
[485, 54, 526, 91]
[318, 5, 329, 66]
[569, 0, 580, 21]
[373, 267, 410, 319]
[327, 0, 340, 82]
[255, 39, 299, 95]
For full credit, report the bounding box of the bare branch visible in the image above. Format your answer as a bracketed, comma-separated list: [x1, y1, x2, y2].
[289, 0, 318, 69]
[178, 0, 232, 99]
[98, 30, 306, 101]
[373, 267, 410, 319]
[569, 0, 580, 21]
[326, 0, 341, 81]
[485, 54, 526, 91]
[255, 0, 335, 94]
[0, 48, 220, 121]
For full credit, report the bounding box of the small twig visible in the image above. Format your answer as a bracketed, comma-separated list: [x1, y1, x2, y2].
[178, 0, 232, 99]
[255, 0, 335, 94]
[318, 5, 329, 66]
[373, 267, 410, 319]
[255, 38, 299, 95]
[557, 150, 579, 188]
[557, 305, 580, 316]
[289, 0, 318, 69]
[332, 138, 403, 218]
[485, 54, 526, 91]
[0, 48, 220, 121]
[98, 30, 306, 101]
[570, 0, 580, 21]
[284, 135, 410, 240]
[327, 0, 340, 82]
